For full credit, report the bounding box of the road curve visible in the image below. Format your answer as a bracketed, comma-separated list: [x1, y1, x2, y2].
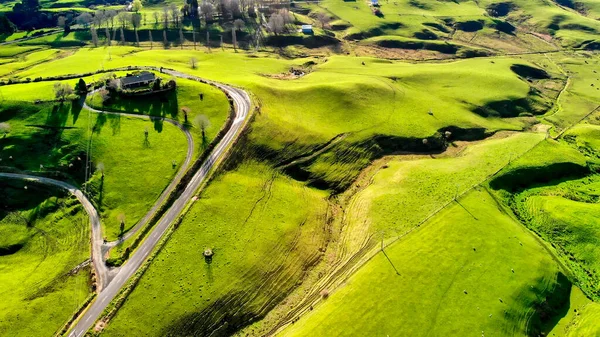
[0, 173, 105, 294]
[82, 97, 195, 247]
[67, 72, 251, 337]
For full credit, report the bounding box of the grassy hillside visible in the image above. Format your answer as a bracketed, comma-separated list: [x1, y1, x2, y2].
[0, 100, 188, 240]
[101, 161, 329, 336]
[86, 74, 231, 153]
[0, 179, 91, 337]
[353, 132, 544, 237]
[280, 189, 569, 337]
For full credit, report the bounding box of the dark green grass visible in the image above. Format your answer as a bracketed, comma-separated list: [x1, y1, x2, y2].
[0, 100, 188, 240]
[0, 179, 92, 337]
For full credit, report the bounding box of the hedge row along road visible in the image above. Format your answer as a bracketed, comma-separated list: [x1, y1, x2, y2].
[0, 69, 251, 337]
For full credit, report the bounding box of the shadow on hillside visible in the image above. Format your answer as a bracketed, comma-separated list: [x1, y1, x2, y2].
[103, 90, 179, 133]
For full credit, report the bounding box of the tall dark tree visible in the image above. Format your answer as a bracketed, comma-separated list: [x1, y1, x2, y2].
[77, 78, 87, 94]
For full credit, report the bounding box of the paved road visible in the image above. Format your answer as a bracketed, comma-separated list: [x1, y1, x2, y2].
[0, 173, 105, 294]
[67, 72, 251, 337]
[82, 97, 195, 247]
[81, 96, 195, 289]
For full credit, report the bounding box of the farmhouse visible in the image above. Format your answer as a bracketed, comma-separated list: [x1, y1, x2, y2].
[301, 25, 313, 34]
[119, 71, 156, 89]
[371, 0, 379, 6]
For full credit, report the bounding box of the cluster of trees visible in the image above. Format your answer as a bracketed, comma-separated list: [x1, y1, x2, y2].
[6, 0, 57, 30]
[267, 9, 293, 35]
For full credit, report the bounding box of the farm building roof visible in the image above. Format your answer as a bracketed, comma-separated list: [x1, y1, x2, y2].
[120, 72, 156, 86]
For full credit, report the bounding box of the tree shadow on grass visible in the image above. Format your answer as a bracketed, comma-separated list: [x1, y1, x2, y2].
[71, 97, 84, 124]
[104, 90, 180, 134]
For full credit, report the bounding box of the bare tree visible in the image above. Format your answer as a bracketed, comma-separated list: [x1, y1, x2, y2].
[162, 7, 169, 29]
[98, 88, 111, 105]
[192, 29, 197, 49]
[195, 114, 210, 144]
[153, 11, 159, 25]
[230, 0, 241, 17]
[279, 9, 293, 26]
[53, 82, 74, 101]
[57, 16, 67, 29]
[90, 27, 99, 47]
[170, 3, 180, 27]
[181, 106, 191, 123]
[0, 122, 10, 137]
[316, 12, 330, 28]
[163, 30, 168, 48]
[96, 162, 105, 178]
[179, 27, 184, 49]
[232, 19, 244, 49]
[93, 10, 105, 27]
[76, 12, 93, 27]
[105, 26, 111, 46]
[149, 30, 153, 49]
[190, 57, 197, 69]
[131, 13, 142, 45]
[206, 29, 210, 50]
[200, 2, 214, 24]
[120, 26, 126, 45]
[268, 13, 284, 35]
[106, 10, 117, 29]
[117, 11, 131, 29]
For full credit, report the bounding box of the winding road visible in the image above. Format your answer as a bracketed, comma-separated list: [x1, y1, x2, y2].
[0, 69, 251, 337]
[67, 71, 251, 337]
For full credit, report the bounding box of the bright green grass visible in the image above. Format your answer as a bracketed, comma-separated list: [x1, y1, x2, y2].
[564, 124, 600, 158]
[515, 174, 600, 300]
[523, 195, 600, 297]
[0, 49, 60, 78]
[547, 286, 600, 337]
[0, 180, 91, 337]
[315, 0, 483, 39]
[101, 160, 328, 336]
[86, 74, 230, 155]
[0, 101, 188, 240]
[349, 132, 544, 238]
[3, 47, 553, 191]
[281, 188, 567, 337]
[544, 55, 600, 132]
[490, 139, 589, 191]
[0, 45, 43, 58]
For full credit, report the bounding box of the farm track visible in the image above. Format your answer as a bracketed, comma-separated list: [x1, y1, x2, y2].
[0, 68, 252, 337]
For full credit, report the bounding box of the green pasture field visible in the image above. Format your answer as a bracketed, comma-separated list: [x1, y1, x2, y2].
[0, 179, 91, 337]
[0, 100, 188, 240]
[543, 55, 600, 133]
[348, 132, 544, 239]
[564, 124, 600, 158]
[86, 74, 230, 153]
[1, 45, 563, 190]
[548, 286, 600, 337]
[101, 160, 329, 336]
[519, 190, 600, 299]
[0, 48, 61, 77]
[0, 45, 43, 58]
[281, 188, 568, 337]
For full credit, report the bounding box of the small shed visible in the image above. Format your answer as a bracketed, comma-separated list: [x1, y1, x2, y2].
[119, 71, 156, 89]
[301, 25, 313, 34]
